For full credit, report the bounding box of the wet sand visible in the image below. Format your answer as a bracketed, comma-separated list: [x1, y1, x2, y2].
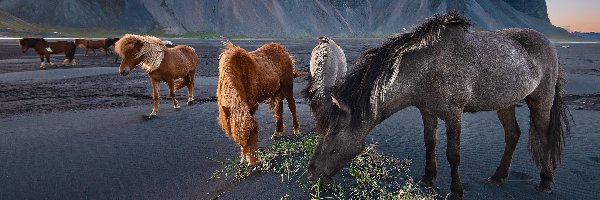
[0, 39, 599, 199]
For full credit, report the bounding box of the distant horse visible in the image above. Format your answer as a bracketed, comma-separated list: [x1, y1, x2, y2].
[303, 36, 347, 123]
[217, 42, 302, 165]
[307, 11, 571, 199]
[18, 38, 77, 69]
[75, 39, 108, 56]
[115, 34, 198, 117]
[104, 38, 120, 62]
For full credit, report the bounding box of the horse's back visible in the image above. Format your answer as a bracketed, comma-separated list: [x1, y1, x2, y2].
[458, 29, 558, 111]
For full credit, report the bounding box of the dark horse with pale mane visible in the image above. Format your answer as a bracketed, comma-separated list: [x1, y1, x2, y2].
[18, 38, 76, 69]
[115, 34, 198, 118]
[307, 11, 571, 199]
[217, 42, 302, 165]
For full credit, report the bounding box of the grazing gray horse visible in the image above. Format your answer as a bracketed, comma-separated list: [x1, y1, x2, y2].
[303, 36, 347, 123]
[307, 11, 570, 199]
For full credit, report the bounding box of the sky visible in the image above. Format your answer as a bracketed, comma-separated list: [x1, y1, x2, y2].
[546, 0, 600, 32]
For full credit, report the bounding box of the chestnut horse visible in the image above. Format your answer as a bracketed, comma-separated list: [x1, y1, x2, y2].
[18, 38, 76, 69]
[75, 39, 108, 56]
[115, 34, 198, 118]
[217, 42, 302, 165]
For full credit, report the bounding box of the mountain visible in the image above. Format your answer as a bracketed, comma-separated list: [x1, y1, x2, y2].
[0, 0, 571, 38]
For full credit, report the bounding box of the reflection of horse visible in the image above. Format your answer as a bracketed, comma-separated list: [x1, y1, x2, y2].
[115, 34, 198, 118]
[75, 39, 108, 56]
[18, 38, 76, 69]
[217, 42, 302, 165]
[303, 36, 347, 124]
[308, 11, 571, 199]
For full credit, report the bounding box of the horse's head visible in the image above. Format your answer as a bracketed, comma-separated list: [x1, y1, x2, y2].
[308, 96, 367, 184]
[115, 36, 145, 76]
[115, 34, 165, 76]
[18, 38, 43, 53]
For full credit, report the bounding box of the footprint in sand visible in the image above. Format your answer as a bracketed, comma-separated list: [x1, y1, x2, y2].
[590, 156, 600, 164]
[507, 171, 533, 182]
[571, 170, 594, 183]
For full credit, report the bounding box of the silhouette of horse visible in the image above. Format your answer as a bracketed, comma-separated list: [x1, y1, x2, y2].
[307, 11, 571, 199]
[115, 34, 198, 118]
[217, 42, 302, 165]
[303, 36, 347, 125]
[18, 38, 76, 69]
[75, 39, 108, 56]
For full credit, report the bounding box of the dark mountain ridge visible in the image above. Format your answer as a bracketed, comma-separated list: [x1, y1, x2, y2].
[0, 0, 570, 38]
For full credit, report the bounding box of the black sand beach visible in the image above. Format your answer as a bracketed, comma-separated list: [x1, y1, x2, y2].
[0, 39, 599, 199]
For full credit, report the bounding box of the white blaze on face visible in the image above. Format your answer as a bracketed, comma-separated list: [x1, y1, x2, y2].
[46, 47, 53, 52]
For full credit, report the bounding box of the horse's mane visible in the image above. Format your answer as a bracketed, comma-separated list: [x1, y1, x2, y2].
[115, 34, 166, 73]
[315, 11, 472, 134]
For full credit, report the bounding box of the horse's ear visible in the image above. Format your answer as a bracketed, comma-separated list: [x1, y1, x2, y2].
[331, 95, 350, 114]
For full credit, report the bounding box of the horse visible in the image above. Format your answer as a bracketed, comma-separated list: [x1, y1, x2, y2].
[217, 42, 303, 165]
[75, 39, 109, 56]
[115, 34, 198, 118]
[307, 11, 571, 199]
[104, 38, 120, 62]
[303, 36, 347, 125]
[18, 38, 77, 69]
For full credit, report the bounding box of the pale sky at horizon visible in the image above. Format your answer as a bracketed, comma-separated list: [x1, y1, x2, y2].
[547, 0, 600, 32]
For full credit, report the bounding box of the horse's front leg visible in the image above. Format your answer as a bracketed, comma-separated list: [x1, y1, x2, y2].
[85, 48, 89, 56]
[443, 110, 464, 199]
[45, 54, 54, 66]
[149, 79, 160, 117]
[419, 108, 438, 187]
[92, 48, 97, 56]
[166, 80, 180, 110]
[39, 55, 45, 69]
[489, 105, 522, 185]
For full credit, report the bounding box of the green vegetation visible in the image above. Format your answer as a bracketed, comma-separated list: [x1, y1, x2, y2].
[212, 134, 439, 199]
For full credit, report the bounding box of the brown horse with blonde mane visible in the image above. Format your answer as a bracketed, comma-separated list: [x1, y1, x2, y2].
[18, 38, 77, 69]
[115, 34, 198, 118]
[217, 42, 303, 165]
[75, 39, 109, 56]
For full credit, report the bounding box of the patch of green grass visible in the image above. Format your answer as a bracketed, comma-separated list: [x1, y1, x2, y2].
[212, 134, 439, 199]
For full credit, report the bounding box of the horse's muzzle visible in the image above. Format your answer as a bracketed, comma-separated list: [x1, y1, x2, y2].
[119, 69, 130, 76]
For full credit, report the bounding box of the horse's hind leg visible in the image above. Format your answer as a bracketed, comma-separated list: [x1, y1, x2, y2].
[283, 87, 300, 135]
[489, 105, 522, 185]
[186, 75, 195, 105]
[525, 96, 554, 192]
[270, 93, 284, 139]
[85, 48, 89, 56]
[442, 110, 464, 199]
[167, 80, 180, 110]
[419, 108, 438, 187]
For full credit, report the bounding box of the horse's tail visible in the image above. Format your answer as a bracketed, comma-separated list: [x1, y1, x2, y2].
[529, 73, 572, 170]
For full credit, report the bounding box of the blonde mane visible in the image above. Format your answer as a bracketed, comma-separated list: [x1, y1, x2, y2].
[115, 34, 166, 73]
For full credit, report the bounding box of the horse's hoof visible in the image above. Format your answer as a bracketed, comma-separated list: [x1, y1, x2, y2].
[187, 100, 195, 105]
[174, 106, 181, 111]
[271, 132, 284, 139]
[145, 113, 157, 119]
[418, 178, 434, 188]
[487, 176, 505, 186]
[293, 129, 301, 135]
[535, 185, 552, 193]
[447, 192, 464, 200]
